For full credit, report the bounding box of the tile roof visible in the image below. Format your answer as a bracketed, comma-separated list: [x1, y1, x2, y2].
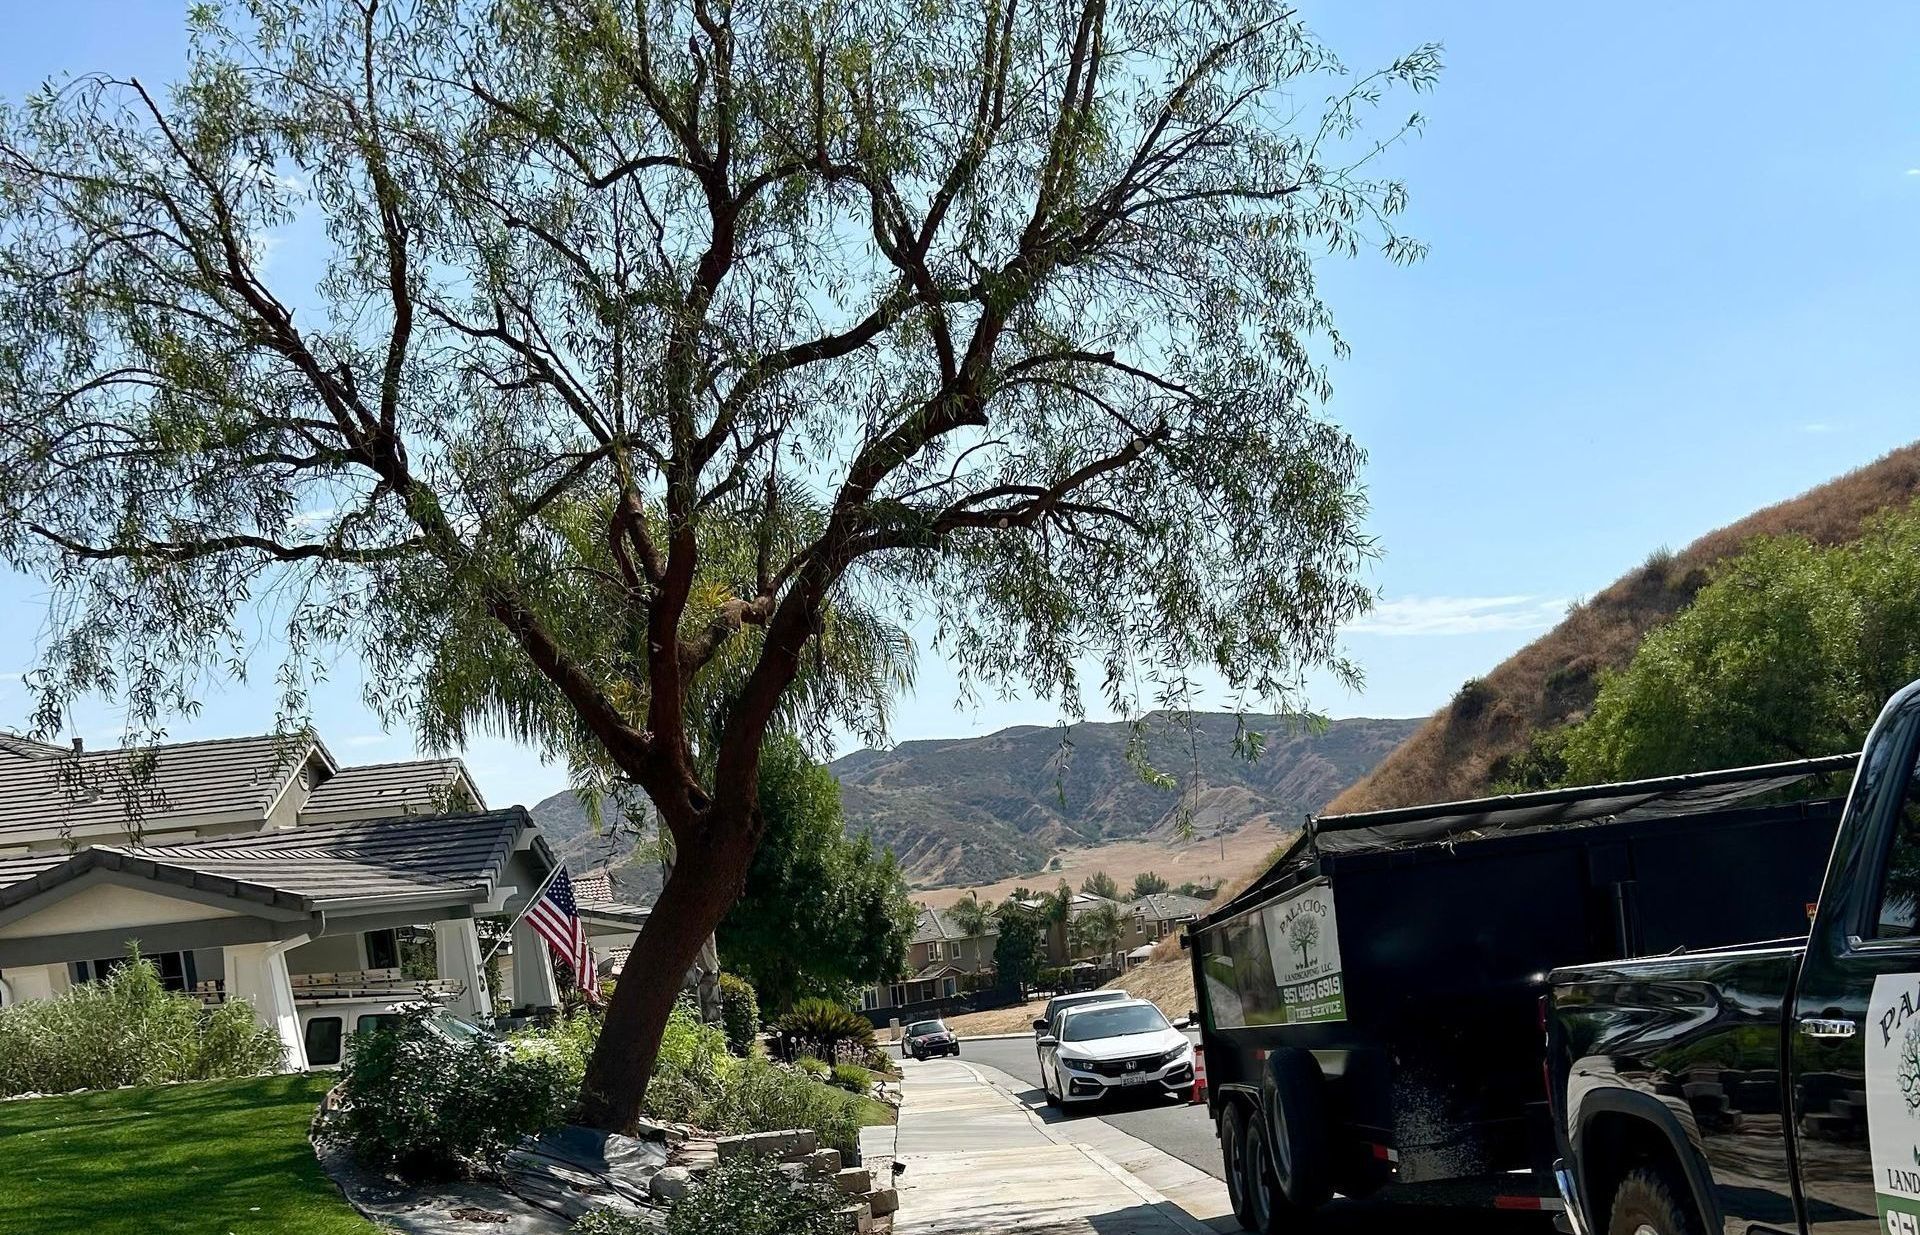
[911, 905, 995, 943]
[0, 734, 322, 843]
[299, 759, 482, 822]
[0, 734, 62, 761]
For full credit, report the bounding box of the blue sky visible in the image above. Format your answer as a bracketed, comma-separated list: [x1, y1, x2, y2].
[1, 3, 1916, 809]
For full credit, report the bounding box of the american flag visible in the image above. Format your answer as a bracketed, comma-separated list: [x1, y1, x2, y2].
[526, 867, 597, 996]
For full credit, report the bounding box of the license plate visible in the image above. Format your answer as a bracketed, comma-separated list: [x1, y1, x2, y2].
[1118, 1071, 1152, 1086]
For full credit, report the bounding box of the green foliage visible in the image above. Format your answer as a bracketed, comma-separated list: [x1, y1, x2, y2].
[1130, 871, 1170, 898]
[1069, 902, 1127, 963]
[1561, 504, 1920, 782]
[1488, 726, 1574, 795]
[569, 1209, 656, 1235]
[0, 952, 282, 1097]
[334, 1006, 572, 1181]
[716, 973, 761, 1057]
[992, 904, 1046, 998]
[662, 1155, 846, 1235]
[948, 893, 993, 938]
[775, 999, 877, 1064]
[1079, 871, 1120, 900]
[796, 1056, 831, 1080]
[718, 737, 915, 1011]
[829, 1062, 875, 1094]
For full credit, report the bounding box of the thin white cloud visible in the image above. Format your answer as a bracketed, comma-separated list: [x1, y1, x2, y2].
[1348, 595, 1567, 637]
[1801, 421, 1837, 434]
[288, 507, 337, 530]
[1907, 168, 1920, 176]
[342, 733, 390, 747]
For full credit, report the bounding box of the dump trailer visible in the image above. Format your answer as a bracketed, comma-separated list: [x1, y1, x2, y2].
[1187, 755, 1857, 1231]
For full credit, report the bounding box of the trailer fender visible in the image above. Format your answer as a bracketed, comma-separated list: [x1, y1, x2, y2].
[1260, 1047, 1334, 1210]
[1569, 1087, 1722, 1235]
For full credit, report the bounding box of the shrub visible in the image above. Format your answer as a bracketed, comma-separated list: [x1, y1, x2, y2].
[776, 998, 876, 1063]
[716, 973, 760, 1057]
[830, 1062, 874, 1094]
[796, 1056, 830, 1080]
[335, 1005, 572, 1181]
[663, 1155, 846, 1235]
[0, 951, 282, 1097]
[569, 1209, 656, 1235]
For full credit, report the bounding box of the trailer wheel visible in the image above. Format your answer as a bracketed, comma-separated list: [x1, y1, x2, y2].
[1260, 1047, 1333, 1212]
[1245, 1113, 1320, 1232]
[1220, 1101, 1257, 1229]
[1606, 1166, 1700, 1235]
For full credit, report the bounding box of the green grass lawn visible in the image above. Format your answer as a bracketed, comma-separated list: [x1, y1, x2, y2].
[0, 1074, 379, 1235]
[851, 1092, 896, 1127]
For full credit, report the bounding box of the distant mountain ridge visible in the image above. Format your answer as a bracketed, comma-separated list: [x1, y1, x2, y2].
[830, 713, 1421, 886]
[528, 712, 1419, 893]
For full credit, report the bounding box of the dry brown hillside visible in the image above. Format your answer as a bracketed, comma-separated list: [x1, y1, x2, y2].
[1328, 442, 1920, 814]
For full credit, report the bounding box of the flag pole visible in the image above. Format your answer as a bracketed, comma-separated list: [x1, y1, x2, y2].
[480, 859, 567, 969]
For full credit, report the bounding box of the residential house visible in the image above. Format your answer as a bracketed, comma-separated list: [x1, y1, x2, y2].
[1119, 892, 1209, 964]
[0, 731, 570, 1070]
[856, 905, 996, 1022]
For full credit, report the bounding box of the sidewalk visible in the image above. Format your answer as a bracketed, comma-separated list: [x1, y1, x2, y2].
[861, 1058, 1227, 1234]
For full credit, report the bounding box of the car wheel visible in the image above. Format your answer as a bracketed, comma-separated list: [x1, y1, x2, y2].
[1606, 1166, 1701, 1235]
[1220, 1100, 1256, 1229]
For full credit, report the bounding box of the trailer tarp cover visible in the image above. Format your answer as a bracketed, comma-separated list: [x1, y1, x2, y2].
[1212, 753, 1860, 924]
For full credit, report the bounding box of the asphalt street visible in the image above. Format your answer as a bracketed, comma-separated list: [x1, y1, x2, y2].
[899, 1035, 1557, 1235]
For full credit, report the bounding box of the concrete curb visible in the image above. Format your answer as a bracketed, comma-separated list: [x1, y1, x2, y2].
[952, 1059, 1217, 1235]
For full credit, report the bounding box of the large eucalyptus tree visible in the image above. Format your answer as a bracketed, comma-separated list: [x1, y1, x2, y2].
[0, 0, 1436, 1128]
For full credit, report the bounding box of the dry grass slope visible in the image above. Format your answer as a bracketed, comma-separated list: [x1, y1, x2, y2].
[1328, 441, 1920, 814]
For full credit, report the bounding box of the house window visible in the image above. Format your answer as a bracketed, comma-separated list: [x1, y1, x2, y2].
[363, 929, 400, 971]
[304, 1016, 344, 1067]
[861, 988, 878, 1011]
[944, 977, 957, 998]
[890, 984, 907, 1008]
[76, 950, 194, 993]
[927, 941, 943, 961]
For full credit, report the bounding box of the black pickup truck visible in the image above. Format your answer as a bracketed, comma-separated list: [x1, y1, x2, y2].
[1548, 677, 1920, 1235]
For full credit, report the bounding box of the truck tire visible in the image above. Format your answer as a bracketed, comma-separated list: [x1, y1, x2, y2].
[1220, 1101, 1258, 1229]
[1245, 1115, 1317, 1233]
[1260, 1047, 1333, 1211]
[1606, 1166, 1700, 1235]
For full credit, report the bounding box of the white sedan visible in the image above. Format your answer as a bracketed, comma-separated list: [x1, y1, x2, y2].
[1038, 997, 1195, 1108]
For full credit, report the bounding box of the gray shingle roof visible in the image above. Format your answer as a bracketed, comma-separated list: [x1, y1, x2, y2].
[0, 734, 322, 843]
[0, 809, 534, 914]
[0, 734, 62, 761]
[1127, 892, 1209, 922]
[299, 759, 482, 823]
[912, 906, 995, 943]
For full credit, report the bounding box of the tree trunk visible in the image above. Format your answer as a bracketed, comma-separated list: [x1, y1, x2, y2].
[576, 817, 755, 1132]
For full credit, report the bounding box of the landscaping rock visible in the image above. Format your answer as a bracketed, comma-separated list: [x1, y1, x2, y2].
[647, 1165, 693, 1204]
[674, 1138, 718, 1172]
[837, 1201, 874, 1233]
[833, 1166, 872, 1195]
[803, 1147, 843, 1175]
[866, 1187, 899, 1218]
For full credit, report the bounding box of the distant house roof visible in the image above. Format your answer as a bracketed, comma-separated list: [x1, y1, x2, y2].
[0, 734, 326, 843]
[573, 870, 614, 905]
[0, 734, 62, 761]
[1127, 892, 1209, 922]
[912, 905, 995, 944]
[298, 758, 482, 824]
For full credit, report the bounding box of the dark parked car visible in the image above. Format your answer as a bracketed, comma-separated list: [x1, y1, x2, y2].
[1548, 677, 1920, 1235]
[903, 1018, 958, 1060]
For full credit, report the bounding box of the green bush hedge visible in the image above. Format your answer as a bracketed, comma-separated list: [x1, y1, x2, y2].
[336, 1005, 572, 1181]
[775, 998, 876, 1062]
[0, 953, 282, 1097]
[829, 1062, 874, 1094]
[716, 973, 760, 1057]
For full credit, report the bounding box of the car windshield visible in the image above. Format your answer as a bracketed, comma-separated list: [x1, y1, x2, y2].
[1048, 992, 1120, 1020]
[908, 1021, 945, 1035]
[434, 1012, 487, 1041]
[1061, 1004, 1170, 1042]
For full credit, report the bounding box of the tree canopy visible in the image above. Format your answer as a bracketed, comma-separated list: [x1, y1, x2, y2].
[991, 902, 1044, 999]
[0, 0, 1435, 1128]
[1079, 870, 1119, 900]
[1555, 503, 1920, 783]
[1130, 870, 1168, 897]
[716, 736, 915, 1011]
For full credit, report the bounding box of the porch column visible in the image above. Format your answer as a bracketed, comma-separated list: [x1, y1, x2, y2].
[510, 917, 559, 1010]
[225, 939, 308, 1071]
[0, 963, 63, 1005]
[433, 916, 492, 1023]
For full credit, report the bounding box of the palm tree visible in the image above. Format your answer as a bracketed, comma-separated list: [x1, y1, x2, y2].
[950, 893, 994, 938]
[1070, 901, 1127, 974]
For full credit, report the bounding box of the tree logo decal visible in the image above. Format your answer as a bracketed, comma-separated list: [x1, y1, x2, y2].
[1287, 913, 1321, 971]
[1900, 1018, 1920, 1119]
